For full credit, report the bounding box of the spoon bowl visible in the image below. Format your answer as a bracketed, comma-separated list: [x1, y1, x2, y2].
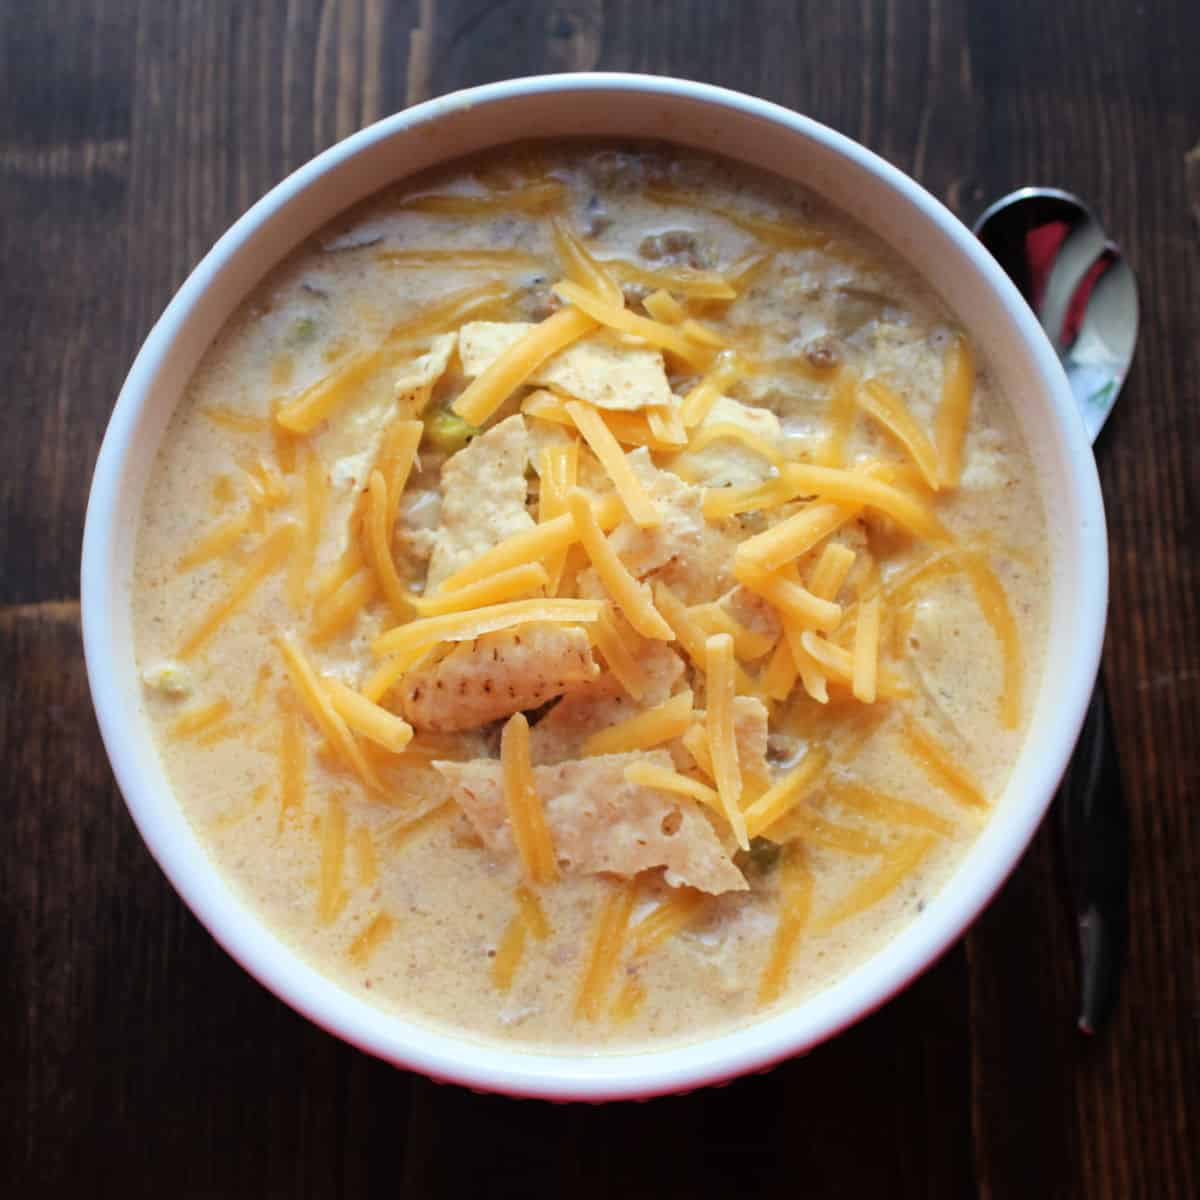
[974, 188, 1138, 444]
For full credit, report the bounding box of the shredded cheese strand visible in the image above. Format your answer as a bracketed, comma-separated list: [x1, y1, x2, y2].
[807, 542, 857, 601]
[623, 761, 723, 814]
[858, 378, 943, 490]
[538, 441, 577, 595]
[566, 490, 673, 640]
[761, 637, 799, 702]
[590, 604, 650, 700]
[963, 552, 1023, 730]
[680, 350, 741, 427]
[735, 502, 856, 576]
[829, 782, 956, 837]
[687, 603, 776, 661]
[632, 888, 710, 954]
[373, 596, 602, 659]
[814, 367, 859, 467]
[317, 794, 348, 924]
[643, 289, 687, 323]
[278, 703, 305, 826]
[501, 713, 559, 886]
[178, 522, 297, 659]
[935, 335, 975, 487]
[411, 562, 549, 617]
[364, 470, 414, 620]
[782, 464, 949, 541]
[490, 914, 528, 993]
[348, 911, 396, 966]
[323, 676, 414, 753]
[433, 492, 624, 594]
[574, 881, 638, 1020]
[900, 716, 987, 807]
[757, 843, 812, 1005]
[564, 400, 661, 529]
[734, 558, 843, 634]
[581, 689, 694, 757]
[813, 834, 937, 933]
[852, 594, 881, 703]
[706, 634, 749, 851]
[603, 257, 738, 300]
[309, 568, 378, 645]
[554, 279, 713, 369]
[276, 632, 380, 792]
[452, 305, 597, 427]
[515, 885, 552, 940]
[551, 217, 624, 307]
[170, 698, 232, 739]
[743, 745, 831, 840]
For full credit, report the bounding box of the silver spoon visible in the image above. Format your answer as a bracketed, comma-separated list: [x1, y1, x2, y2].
[974, 188, 1138, 1034]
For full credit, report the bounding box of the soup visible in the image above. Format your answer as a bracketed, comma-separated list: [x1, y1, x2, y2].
[133, 143, 1047, 1051]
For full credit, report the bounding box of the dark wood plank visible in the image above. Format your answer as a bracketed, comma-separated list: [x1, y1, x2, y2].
[3, 1, 1198, 1196]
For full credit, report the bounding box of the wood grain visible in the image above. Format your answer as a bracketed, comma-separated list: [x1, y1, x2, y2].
[2, 1, 1197, 1195]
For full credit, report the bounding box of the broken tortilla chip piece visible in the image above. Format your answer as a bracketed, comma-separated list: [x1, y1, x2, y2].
[424, 414, 534, 590]
[434, 749, 747, 894]
[458, 321, 673, 412]
[397, 623, 599, 733]
[394, 332, 457, 403]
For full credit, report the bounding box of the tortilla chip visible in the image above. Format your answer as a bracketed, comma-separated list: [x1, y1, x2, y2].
[398, 624, 598, 733]
[425, 414, 534, 590]
[434, 749, 747, 894]
[395, 332, 457, 402]
[458, 321, 672, 411]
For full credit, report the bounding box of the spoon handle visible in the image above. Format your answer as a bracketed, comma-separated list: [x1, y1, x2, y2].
[1054, 677, 1128, 1033]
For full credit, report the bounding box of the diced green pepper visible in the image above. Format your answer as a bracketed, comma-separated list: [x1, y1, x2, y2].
[424, 409, 479, 456]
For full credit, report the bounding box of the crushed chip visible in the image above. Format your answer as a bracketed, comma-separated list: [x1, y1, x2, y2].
[458, 321, 673, 411]
[425, 414, 534, 590]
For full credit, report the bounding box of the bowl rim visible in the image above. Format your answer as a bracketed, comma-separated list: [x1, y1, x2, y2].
[81, 71, 1107, 1101]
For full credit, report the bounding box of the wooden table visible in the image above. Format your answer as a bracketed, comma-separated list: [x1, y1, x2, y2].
[4, 2, 1197, 1194]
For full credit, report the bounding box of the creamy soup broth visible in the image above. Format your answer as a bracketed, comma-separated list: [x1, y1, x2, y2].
[133, 143, 1048, 1051]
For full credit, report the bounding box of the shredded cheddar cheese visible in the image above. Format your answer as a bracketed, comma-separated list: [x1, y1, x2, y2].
[538, 441, 578, 595]
[814, 367, 859, 467]
[858, 378, 942, 490]
[706, 634, 749, 851]
[551, 217, 624, 307]
[603, 257, 738, 300]
[643, 289, 687, 323]
[276, 632, 380, 793]
[501, 713, 559, 886]
[743, 745, 830, 840]
[410, 563, 549, 617]
[611, 977, 647, 1023]
[365, 470, 414, 620]
[936, 335, 974, 487]
[491, 914, 528, 993]
[962, 552, 1023, 730]
[317, 794, 348, 924]
[278, 703, 305, 825]
[433, 492, 624, 594]
[758, 843, 812, 1005]
[590, 604, 650, 700]
[734, 558, 843, 634]
[348, 911, 396, 967]
[574, 880, 638, 1020]
[581, 689, 694, 757]
[813, 834, 937, 933]
[623, 761, 723, 815]
[680, 350, 741, 427]
[170, 698, 232, 740]
[735, 502, 856, 576]
[515, 885, 552, 940]
[309, 568, 378, 645]
[781, 464, 948, 541]
[830, 782, 956, 837]
[566, 490, 673, 640]
[900, 717, 986, 808]
[452, 305, 597, 427]
[323, 676, 414, 753]
[373, 596, 602, 659]
[178, 522, 297, 659]
[553, 280, 713, 370]
[851, 594, 881, 703]
[687, 603, 776, 661]
[632, 888, 711, 954]
[564, 400, 661, 528]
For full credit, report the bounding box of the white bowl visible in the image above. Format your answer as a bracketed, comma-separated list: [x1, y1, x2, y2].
[81, 73, 1107, 1101]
